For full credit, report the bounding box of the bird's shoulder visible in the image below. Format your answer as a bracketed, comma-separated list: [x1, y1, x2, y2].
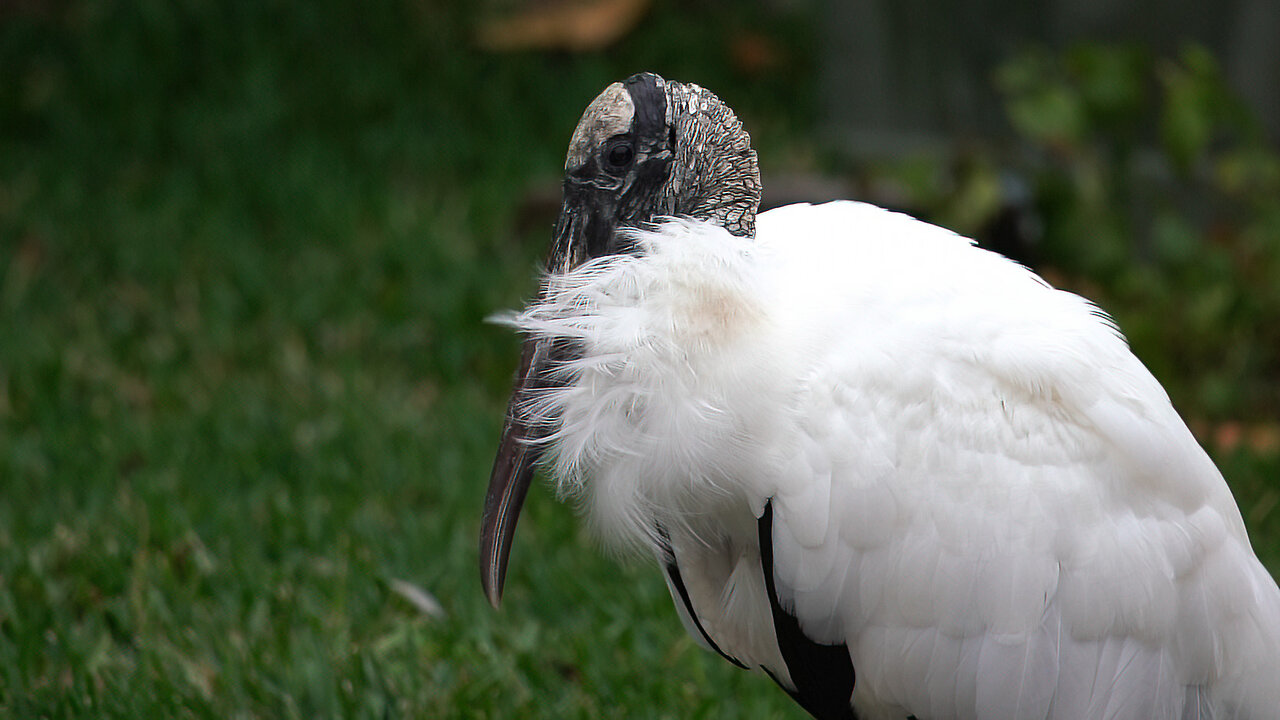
[757, 201, 1230, 517]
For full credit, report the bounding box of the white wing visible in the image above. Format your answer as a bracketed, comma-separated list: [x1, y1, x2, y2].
[754, 202, 1280, 719]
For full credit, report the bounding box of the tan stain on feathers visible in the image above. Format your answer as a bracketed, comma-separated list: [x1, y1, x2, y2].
[668, 276, 764, 348]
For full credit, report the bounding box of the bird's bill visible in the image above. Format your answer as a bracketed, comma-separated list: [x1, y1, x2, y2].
[480, 185, 617, 608]
[479, 336, 549, 608]
[549, 180, 628, 273]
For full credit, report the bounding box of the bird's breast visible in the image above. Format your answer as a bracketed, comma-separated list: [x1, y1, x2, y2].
[499, 218, 795, 549]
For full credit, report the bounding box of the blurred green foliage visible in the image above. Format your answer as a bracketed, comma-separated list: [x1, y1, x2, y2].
[995, 44, 1280, 420]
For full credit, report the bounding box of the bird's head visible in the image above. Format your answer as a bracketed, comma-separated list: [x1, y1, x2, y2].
[480, 73, 760, 607]
[548, 71, 761, 271]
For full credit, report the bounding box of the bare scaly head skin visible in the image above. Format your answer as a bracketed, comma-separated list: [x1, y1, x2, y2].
[660, 78, 760, 239]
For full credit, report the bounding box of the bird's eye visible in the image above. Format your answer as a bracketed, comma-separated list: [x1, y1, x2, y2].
[605, 140, 635, 170]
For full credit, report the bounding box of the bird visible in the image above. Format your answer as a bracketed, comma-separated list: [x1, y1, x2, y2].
[478, 72, 1280, 719]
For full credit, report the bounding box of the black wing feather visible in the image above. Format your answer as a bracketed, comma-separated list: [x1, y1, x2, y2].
[656, 526, 748, 669]
[759, 500, 858, 720]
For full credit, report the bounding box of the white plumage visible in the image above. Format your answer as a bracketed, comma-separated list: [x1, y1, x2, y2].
[498, 202, 1280, 718]
[479, 73, 1280, 719]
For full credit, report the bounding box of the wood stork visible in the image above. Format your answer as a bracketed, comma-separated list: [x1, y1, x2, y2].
[479, 72, 1280, 719]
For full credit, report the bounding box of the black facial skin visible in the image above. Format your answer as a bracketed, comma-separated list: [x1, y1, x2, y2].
[547, 73, 674, 273]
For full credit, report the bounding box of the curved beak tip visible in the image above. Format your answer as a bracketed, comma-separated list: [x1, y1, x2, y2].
[484, 583, 504, 609]
[480, 566, 503, 608]
[478, 338, 546, 610]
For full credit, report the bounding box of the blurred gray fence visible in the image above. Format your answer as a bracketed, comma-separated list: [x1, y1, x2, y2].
[820, 0, 1280, 157]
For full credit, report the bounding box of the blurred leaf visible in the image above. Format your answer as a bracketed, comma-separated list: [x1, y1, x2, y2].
[475, 0, 653, 52]
[1214, 148, 1280, 200]
[1159, 63, 1214, 170]
[1068, 44, 1148, 136]
[1000, 69, 1086, 147]
[1151, 212, 1200, 266]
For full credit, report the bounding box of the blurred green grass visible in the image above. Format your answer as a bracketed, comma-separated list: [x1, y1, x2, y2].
[0, 2, 1275, 718]
[0, 0, 812, 717]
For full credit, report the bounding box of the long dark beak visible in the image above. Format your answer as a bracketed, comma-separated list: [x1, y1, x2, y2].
[479, 335, 551, 607]
[479, 193, 595, 608]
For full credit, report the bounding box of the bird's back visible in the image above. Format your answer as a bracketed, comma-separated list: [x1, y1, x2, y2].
[755, 202, 1280, 719]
